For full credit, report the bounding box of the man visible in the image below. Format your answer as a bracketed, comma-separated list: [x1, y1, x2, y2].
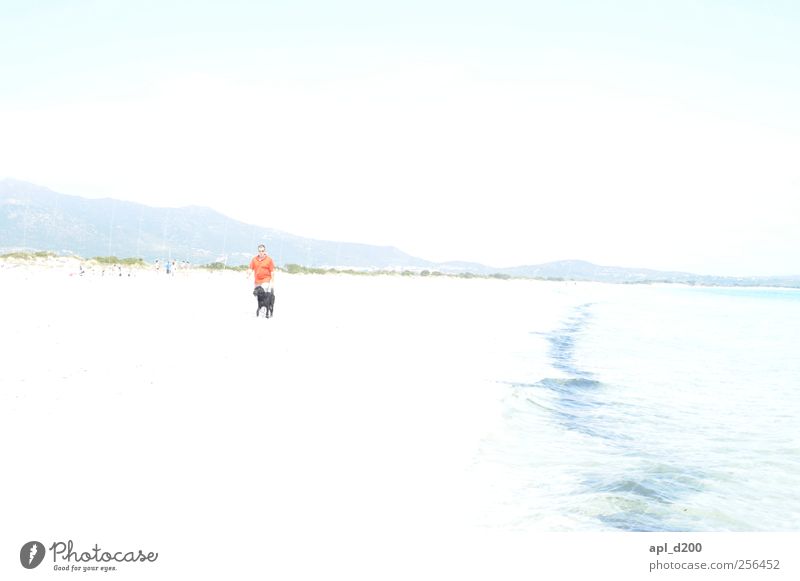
[250, 244, 275, 289]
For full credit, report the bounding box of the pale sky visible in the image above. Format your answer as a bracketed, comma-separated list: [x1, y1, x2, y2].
[1, 0, 799, 276]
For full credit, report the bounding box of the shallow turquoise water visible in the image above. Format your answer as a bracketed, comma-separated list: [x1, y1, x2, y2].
[473, 284, 800, 531]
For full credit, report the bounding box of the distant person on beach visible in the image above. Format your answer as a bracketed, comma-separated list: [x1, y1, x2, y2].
[250, 244, 275, 289]
[165, 260, 172, 275]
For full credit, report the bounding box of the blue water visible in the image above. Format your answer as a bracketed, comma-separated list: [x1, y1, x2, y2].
[473, 284, 800, 532]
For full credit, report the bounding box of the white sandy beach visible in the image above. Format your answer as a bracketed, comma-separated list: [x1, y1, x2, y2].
[3, 260, 799, 579]
[1, 259, 594, 579]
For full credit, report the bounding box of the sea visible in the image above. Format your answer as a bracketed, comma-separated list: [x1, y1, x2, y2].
[468, 282, 800, 532]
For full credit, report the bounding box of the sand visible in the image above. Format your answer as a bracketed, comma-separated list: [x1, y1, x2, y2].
[2, 259, 617, 579]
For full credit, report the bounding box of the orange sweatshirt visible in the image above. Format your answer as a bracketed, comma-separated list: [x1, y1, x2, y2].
[250, 254, 275, 285]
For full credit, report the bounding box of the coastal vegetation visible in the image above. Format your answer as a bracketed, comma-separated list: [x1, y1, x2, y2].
[199, 262, 248, 272]
[1, 250, 59, 259]
[91, 256, 147, 266]
[2, 250, 797, 289]
[0, 252, 689, 283]
[282, 263, 519, 281]
[0, 253, 521, 280]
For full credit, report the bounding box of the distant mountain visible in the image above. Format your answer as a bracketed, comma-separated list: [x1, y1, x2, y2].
[2, 178, 799, 288]
[495, 259, 800, 287]
[0, 178, 434, 269]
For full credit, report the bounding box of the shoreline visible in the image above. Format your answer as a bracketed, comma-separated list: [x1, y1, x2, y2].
[2, 253, 798, 291]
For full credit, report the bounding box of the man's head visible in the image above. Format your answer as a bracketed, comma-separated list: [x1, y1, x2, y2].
[258, 245, 266, 255]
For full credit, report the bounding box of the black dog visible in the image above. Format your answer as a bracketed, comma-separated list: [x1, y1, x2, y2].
[253, 286, 275, 318]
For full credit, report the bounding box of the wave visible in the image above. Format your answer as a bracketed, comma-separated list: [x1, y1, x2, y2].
[505, 302, 709, 531]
